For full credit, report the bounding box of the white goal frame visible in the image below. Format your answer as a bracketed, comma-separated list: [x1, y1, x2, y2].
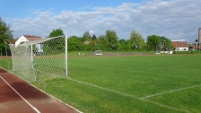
[9, 35, 68, 82]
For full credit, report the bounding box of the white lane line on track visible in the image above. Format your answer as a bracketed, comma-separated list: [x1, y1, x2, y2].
[0, 76, 40, 113]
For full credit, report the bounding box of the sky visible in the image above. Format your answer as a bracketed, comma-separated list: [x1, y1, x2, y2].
[1, 0, 201, 42]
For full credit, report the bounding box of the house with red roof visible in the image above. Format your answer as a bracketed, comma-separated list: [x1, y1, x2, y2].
[15, 35, 42, 46]
[15, 35, 43, 54]
[171, 41, 189, 51]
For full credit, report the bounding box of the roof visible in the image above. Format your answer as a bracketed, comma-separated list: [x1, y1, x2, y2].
[23, 35, 42, 41]
[16, 36, 53, 46]
[172, 41, 189, 48]
[14, 35, 42, 47]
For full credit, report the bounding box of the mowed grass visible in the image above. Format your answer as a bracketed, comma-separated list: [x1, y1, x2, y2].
[1, 54, 201, 113]
[33, 54, 201, 113]
[0, 56, 12, 70]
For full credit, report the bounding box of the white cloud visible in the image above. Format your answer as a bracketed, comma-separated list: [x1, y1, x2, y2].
[7, 0, 201, 41]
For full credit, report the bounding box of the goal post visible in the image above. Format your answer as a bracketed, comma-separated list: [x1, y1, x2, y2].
[65, 34, 68, 78]
[9, 35, 68, 82]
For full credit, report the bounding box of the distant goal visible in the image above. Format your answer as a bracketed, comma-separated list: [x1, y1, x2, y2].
[94, 50, 103, 56]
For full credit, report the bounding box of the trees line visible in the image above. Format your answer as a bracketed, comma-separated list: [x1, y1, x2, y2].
[0, 17, 173, 55]
[67, 30, 173, 52]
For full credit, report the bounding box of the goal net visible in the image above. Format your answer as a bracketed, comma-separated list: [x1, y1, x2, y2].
[9, 35, 68, 82]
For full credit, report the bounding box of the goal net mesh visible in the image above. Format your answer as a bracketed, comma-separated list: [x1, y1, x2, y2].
[9, 35, 67, 82]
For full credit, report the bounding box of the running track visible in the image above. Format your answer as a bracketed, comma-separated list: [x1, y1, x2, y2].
[0, 67, 80, 113]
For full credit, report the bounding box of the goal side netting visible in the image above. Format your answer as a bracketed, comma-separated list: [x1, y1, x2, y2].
[9, 35, 68, 82]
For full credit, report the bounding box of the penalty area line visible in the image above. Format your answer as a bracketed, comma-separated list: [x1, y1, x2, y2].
[68, 78, 189, 113]
[0, 76, 40, 113]
[141, 84, 201, 100]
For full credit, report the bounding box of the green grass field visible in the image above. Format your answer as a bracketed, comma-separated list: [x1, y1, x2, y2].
[1, 54, 201, 113]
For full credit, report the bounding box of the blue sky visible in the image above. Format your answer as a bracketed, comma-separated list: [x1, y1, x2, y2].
[0, 0, 143, 18]
[1, 0, 201, 42]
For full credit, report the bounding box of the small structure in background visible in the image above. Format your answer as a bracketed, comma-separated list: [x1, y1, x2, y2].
[15, 35, 41, 46]
[160, 51, 173, 54]
[189, 28, 201, 51]
[94, 50, 103, 56]
[155, 50, 173, 55]
[78, 52, 85, 55]
[198, 28, 201, 43]
[15, 35, 43, 55]
[189, 42, 201, 51]
[171, 40, 189, 51]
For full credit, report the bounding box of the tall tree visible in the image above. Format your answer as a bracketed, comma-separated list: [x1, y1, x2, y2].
[106, 30, 119, 51]
[44, 29, 65, 54]
[130, 30, 145, 50]
[68, 36, 81, 51]
[97, 35, 107, 51]
[92, 35, 97, 41]
[0, 17, 13, 55]
[48, 28, 64, 37]
[81, 31, 91, 42]
[118, 39, 131, 51]
[146, 34, 161, 51]
[160, 36, 172, 51]
[92, 35, 97, 50]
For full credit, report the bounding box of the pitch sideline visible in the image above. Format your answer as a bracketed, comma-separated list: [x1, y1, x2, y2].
[68, 78, 189, 113]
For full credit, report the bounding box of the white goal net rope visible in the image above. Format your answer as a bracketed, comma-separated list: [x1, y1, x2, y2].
[9, 35, 67, 82]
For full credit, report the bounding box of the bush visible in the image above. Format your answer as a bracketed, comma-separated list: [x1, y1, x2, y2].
[173, 51, 200, 54]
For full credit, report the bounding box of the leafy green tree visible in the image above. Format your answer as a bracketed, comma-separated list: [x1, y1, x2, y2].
[130, 30, 145, 50]
[97, 35, 107, 51]
[166, 39, 173, 50]
[0, 17, 13, 55]
[160, 36, 173, 51]
[92, 35, 98, 50]
[68, 36, 81, 51]
[48, 28, 64, 37]
[92, 35, 97, 41]
[147, 34, 161, 51]
[106, 30, 119, 51]
[81, 31, 91, 42]
[118, 39, 131, 51]
[80, 31, 96, 51]
[81, 42, 94, 51]
[44, 29, 65, 54]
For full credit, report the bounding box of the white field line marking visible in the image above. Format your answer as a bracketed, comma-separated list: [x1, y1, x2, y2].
[27, 80, 83, 113]
[141, 84, 201, 100]
[146, 100, 191, 113]
[69, 78, 141, 99]
[68, 78, 189, 113]
[0, 76, 40, 113]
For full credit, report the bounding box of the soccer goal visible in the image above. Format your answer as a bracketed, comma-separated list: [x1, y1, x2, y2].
[9, 35, 68, 82]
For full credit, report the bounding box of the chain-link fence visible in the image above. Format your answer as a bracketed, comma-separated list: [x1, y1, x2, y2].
[9, 35, 67, 82]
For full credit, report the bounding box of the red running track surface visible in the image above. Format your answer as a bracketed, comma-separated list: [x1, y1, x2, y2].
[0, 67, 80, 113]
